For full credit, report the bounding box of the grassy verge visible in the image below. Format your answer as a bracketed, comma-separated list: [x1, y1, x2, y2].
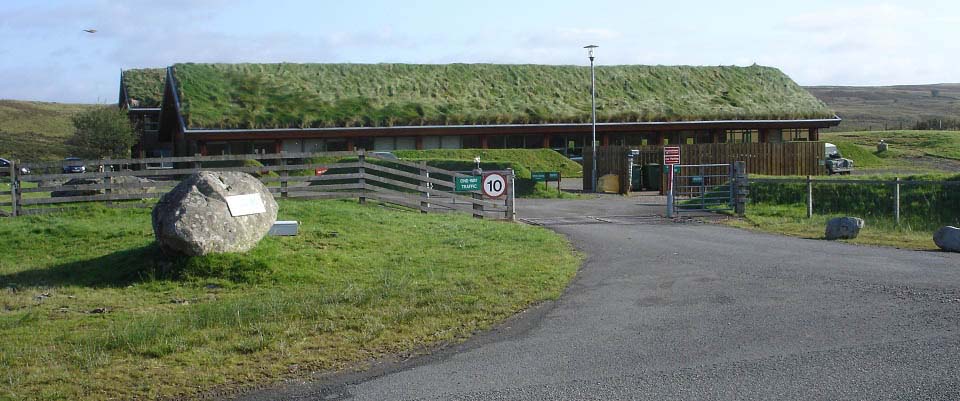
[0, 200, 580, 400]
[724, 203, 936, 249]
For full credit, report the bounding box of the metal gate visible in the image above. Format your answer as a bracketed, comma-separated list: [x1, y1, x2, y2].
[669, 163, 733, 214]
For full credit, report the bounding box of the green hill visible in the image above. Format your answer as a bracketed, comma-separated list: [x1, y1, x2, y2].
[0, 100, 98, 160]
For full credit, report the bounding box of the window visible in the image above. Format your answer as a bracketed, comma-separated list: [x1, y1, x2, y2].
[725, 129, 758, 143]
[326, 139, 349, 151]
[487, 135, 508, 149]
[462, 135, 481, 149]
[373, 137, 393, 151]
[305, 139, 326, 152]
[353, 137, 374, 151]
[782, 128, 809, 141]
[206, 142, 229, 155]
[422, 136, 441, 150]
[524, 135, 544, 149]
[440, 136, 462, 149]
[394, 137, 416, 150]
[282, 139, 303, 153]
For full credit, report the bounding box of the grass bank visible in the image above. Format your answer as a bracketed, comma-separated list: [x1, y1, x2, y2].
[725, 172, 960, 249]
[0, 200, 580, 400]
[393, 148, 582, 178]
[823, 130, 960, 173]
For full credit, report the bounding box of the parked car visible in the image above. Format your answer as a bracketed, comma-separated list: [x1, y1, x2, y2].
[0, 158, 30, 175]
[824, 143, 854, 175]
[62, 157, 86, 174]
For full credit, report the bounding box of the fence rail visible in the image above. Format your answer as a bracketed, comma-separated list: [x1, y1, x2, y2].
[748, 176, 960, 225]
[1, 151, 515, 220]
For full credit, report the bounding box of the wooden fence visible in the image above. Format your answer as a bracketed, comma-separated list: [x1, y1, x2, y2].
[583, 142, 826, 193]
[0, 151, 515, 220]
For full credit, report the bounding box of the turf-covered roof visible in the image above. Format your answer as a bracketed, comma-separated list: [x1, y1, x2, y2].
[170, 63, 835, 130]
[121, 68, 166, 108]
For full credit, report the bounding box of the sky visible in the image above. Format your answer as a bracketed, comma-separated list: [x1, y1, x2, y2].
[1, 0, 958, 104]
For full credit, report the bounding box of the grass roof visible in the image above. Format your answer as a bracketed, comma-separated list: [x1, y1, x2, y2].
[171, 63, 835, 130]
[121, 68, 166, 108]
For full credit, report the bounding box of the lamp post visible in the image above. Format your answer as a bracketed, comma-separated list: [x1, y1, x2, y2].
[584, 45, 599, 192]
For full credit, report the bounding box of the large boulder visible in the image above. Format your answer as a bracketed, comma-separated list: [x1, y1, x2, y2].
[51, 175, 155, 198]
[51, 177, 100, 197]
[152, 171, 278, 256]
[933, 226, 960, 252]
[825, 217, 865, 240]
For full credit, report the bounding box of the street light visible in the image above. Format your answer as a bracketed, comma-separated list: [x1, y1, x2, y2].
[584, 44, 598, 192]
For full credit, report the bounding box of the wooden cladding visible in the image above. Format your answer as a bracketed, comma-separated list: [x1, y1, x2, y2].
[583, 142, 826, 192]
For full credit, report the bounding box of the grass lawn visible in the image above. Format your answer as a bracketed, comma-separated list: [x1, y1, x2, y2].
[723, 203, 938, 250]
[0, 200, 580, 400]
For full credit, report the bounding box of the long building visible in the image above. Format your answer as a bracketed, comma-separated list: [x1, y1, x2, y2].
[119, 63, 840, 158]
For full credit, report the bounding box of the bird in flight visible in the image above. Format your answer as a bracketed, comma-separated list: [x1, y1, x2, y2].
[83, 29, 97, 34]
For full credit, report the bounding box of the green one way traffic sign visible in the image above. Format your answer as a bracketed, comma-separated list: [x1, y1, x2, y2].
[454, 176, 482, 192]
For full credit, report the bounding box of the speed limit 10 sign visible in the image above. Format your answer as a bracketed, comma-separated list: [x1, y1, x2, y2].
[482, 172, 507, 198]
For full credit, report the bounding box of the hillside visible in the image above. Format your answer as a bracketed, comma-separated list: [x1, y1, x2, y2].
[806, 84, 960, 132]
[0, 100, 98, 160]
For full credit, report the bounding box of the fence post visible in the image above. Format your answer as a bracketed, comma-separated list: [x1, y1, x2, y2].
[9, 160, 19, 217]
[472, 192, 484, 219]
[419, 161, 430, 214]
[733, 161, 748, 217]
[98, 158, 115, 207]
[894, 176, 901, 226]
[279, 152, 288, 198]
[506, 168, 516, 221]
[357, 149, 366, 205]
[806, 175, 813, 218]
[193, 154, 201, 172]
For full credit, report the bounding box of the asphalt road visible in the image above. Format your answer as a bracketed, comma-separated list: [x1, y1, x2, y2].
[234, 198, 960, 400]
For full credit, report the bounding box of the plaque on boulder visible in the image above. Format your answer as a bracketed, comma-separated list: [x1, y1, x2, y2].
[226, 193, 267, 217]
[152, 171, 278, 256]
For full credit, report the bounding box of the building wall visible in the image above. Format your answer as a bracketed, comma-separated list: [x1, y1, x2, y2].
[172, 128, 822, 157]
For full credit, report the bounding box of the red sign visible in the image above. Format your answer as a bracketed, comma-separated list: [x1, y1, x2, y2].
[314, 167, 329, 176]
[663, 146, 681, 165]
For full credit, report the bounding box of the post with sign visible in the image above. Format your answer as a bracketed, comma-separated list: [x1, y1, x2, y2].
[482, 172, 508, 219]
[532, 171, 562, 195]
[663, 146, 681, 218]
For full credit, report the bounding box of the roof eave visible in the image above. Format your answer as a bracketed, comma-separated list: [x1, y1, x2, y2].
[183, 117, 842, 135]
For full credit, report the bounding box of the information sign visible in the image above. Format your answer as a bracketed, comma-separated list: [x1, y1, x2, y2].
[225, 194, 266, 217]
[664, 146, 681, 165]
[531, 171, 561, 182]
